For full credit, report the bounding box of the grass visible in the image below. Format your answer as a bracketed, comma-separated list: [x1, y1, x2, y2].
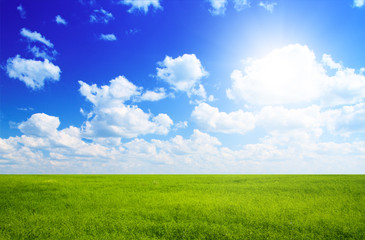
[0, 175, 364, 239]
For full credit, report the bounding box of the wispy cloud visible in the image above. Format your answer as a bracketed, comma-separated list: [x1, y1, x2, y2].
[17, 5, 26, 19]
[258, 1, 277, 13]
[90, 8, 114, 24]
[353, 0, 365, 7]
[55, 15, 67, 25]
[99, 33, 117, 41]
[20, 28, 54, 48]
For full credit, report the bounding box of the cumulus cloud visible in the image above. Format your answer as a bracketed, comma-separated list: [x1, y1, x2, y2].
[120, 0, 162, 13]
[17, 5, 26, 19]
[19, 113, 60, 137]
[2, 124, 364, 173]
[354, 0, 364, 7]
[20, 28, 54, 48]
[191, 103, 255, 134]
[55, 15, 67, 25]
[208, 0, 228, 15]
[79, 76, 173, 138]
[157, 54, 209, 100]
[99, 33, 117, 41]
[6, 55, 61, 90]
[227, 44, 365, 107]
[258, 1, 277, 13]
[90, 8, 114, 24]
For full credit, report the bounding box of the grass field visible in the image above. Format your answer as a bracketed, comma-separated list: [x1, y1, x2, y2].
[0, 175, 364, 239]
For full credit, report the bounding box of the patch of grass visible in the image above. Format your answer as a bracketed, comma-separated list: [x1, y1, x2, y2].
[0, 175, 364, 239]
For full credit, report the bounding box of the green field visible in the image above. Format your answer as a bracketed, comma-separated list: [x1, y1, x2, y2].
[0, 175, 364, 239]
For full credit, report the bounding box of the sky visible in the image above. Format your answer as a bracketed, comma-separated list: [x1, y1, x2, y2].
[1, 0, 365, 174]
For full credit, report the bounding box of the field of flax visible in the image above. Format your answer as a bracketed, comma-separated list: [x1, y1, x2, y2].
[0, 175, 364, 239]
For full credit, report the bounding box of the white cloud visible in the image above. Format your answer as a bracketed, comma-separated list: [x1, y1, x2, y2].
[256, 105, 323, 138]
[208, 0, 228, 15]
[90, 8, 114, 24]
[6, 55, 61, 90]
[157, 54, 209, 100]
[192, 103, 255, 134]
[99, 33, 117, 41]
[227, 44, 365, 107]
[233, 0, 250, 11]
[120, 0, 162, 13]
[28, 46, 56, 60]
[139, 88, 167, 101]
[354, 0, 365, 7]
[17, 5, 26, 19]
[79, 76, 173, 138]
[20, 28, 54, 48]
[55, 15, 67, 25]
[322, 103, 365, 137]
[208, 0, 250, 15]
[18, 113, 60, 137]
[258, 2, 277, 13]
[322, 54, 341, 70]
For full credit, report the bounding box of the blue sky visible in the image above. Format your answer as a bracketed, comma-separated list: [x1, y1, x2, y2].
[1, 0, 365, 173]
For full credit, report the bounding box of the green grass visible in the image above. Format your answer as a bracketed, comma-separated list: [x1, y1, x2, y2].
[0, 175, 364, 239]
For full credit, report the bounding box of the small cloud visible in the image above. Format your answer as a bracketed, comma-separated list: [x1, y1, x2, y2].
[208, 0, 228, 15]
[258, 1, 277, 13]
[55, 15, 67, 25]
[99, 33, 117, 41]
[353, 0, 365, 7]
[28, 46, 57, 60]
[20, 28, 54, 48]
[233, 0, 250, 11]
[90, 8, 114, 24]
[17, 107, 34, 111]
[125, 28, 140, 35]
[156, 54, 209, 100]
[119, 0, 162, 13]
[6, 55, 61, 90]
[138, 88, 167, 101]
[174, 121, 188, 130]
[17, 5, 26, 19]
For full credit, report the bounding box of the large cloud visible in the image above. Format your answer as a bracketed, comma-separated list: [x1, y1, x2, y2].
[157, 54, 208, 99]
[191, 103, 255, 134]
[120, 0, 162, 13]
[6, 55, 61, 90]
[79, 76, 173, 138]
[226, 44, 365, 107]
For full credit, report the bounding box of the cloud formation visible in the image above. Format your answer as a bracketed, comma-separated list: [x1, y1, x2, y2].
[55, 15, 67, 25]
[208, 0, 250, 15]
[17, 5, 26, 19]
[354, 0, 365, 7]
[6, 55, 61, 90]
[120, 0, 162, 13]
[99, 33, 117, 41]
[191, 103, 255, 134]
[157, 54, 208, 100]
[90, 8, 114, 23]
[20, 28, 54, 48]
[226, 44, 365, 107]
[258, 2, 277, 13]
[79, 76, 173, 138]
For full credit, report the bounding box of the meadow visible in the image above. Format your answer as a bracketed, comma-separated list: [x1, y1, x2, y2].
[0, 175, 364, 239]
